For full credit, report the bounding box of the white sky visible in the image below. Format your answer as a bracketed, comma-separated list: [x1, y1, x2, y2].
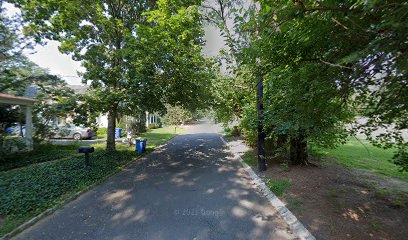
[4, 2, 225, 86]
[28, 41, 85, 85]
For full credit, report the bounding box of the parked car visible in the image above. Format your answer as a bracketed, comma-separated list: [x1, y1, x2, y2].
[50, 125, 96, 140]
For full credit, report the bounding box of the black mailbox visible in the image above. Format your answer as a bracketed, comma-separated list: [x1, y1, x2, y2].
[78, 146, 94, 153]
[78, 146, 94, 166]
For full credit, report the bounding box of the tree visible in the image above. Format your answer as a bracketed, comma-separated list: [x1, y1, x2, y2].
[210, 0, 407, 169]
[162, 104, 193, 132]
[0, 3, 61, 95]
[1, 3, 75, 141]
[204, 0, 268, 171]
[12, 0, 213, 151]
[252, 0, 407, 168]
[131, 0, 214, 112]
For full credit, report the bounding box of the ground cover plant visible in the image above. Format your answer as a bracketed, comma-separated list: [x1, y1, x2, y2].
[0, 126, 180, 237]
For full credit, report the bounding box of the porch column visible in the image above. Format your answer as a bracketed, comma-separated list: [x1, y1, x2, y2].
[25, 106, 33, 151]
[146, 111, 149, 127]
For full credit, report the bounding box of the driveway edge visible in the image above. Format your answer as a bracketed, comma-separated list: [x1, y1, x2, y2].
[220, 136, 316, 240]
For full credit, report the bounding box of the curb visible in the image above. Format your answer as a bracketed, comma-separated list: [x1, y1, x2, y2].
[220, 136, 316, 240]
[1, 136, 179, 240]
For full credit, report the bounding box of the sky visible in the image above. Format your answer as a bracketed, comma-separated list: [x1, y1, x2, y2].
[4, 2, 225, 86]
[27, 26, 224, 85]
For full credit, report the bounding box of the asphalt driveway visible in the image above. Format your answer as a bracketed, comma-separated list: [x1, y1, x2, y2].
[14, 122, 295, 240]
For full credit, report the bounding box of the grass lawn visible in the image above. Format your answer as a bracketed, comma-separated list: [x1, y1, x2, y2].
[314, 138, 408, 181]
[139, 126, 184, 147]
[0, 126, 180, 237]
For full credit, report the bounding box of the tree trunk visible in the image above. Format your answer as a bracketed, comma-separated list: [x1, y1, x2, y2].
[257, 72, 267, 172]
[289, 134, 308, 165]
[106, 107, 117, 152]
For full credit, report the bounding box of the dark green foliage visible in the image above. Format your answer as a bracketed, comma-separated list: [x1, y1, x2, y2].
[231, 126, 240, 137]
[0, 126, 178, 236]
[9, 0, 213, 150]
[0, 144, 81, 172]
[1, 4, 75, 143]
[242, 129, 257, 147]
[210, 0, 408, 169]
[0, 105, 19, 131]
[130, 121, 147, 134]
[148, 123, 159, 130]
[0, 137, 27, 161]
[392, 149, 408, 172]
[0, 150, 135, 216]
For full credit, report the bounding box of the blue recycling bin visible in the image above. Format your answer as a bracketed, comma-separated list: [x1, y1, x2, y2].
[115, 128, 123, 138]
[6, 127, 13, 134]
[136, 139, 147, 154]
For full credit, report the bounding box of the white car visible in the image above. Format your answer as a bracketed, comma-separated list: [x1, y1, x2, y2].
[50, 125, 96, 140]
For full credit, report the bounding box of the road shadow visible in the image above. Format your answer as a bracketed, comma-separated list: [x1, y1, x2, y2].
[15, 133, 295, 240]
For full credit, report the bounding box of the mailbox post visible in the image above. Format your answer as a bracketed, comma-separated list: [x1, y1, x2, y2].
[78, 146, 94, 167]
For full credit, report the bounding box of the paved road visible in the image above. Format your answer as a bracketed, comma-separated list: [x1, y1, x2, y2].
[15, 122, 295, 240]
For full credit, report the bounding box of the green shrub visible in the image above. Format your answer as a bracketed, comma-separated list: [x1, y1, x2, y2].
[242, 129, 257, 147]
[231, 126, 241, 136]
[97, 127, 107, 137]
[0, 137, 27, 160]
[0, 143, 81, 172]
[129, 119, 146, 134]
[148, 123, 159, 129]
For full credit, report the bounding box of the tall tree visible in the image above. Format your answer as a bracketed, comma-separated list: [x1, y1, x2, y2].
[12, 0, 212, 151]
[1, 3, 74, 141]
[204, 0, 268, 171]
[210, 0, 407, 169]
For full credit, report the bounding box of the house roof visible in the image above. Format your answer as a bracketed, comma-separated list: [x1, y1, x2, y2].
[0, 93, 36, 106]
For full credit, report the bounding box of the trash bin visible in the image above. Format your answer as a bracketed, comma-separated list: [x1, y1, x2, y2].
[6, 127, 13, 134]
[135, 139, 147, 154]
[115, 128, 123, 138]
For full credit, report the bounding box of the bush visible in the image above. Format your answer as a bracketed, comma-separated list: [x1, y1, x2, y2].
[242, 129, 257, 147]
[97, 127, 107, 137]
[0, 137, 28, 160]
[0, 143, 81, 172]
[224, 127, 231, 134]
[148, 123, 159, 129]
[129, 119, 146, 134]
[231, 126, 241, 136]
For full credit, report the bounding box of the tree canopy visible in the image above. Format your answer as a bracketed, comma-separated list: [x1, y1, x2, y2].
[1, 4, 74, 141]
[209, 0, 408, 170]
[10, 0, 213, 151]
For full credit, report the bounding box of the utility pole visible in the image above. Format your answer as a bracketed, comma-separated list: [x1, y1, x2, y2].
[256, 70, 267, 172]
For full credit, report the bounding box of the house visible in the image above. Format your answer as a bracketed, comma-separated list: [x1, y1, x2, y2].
[67, 85, 160, 128]
[0, 93, 35, 150]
